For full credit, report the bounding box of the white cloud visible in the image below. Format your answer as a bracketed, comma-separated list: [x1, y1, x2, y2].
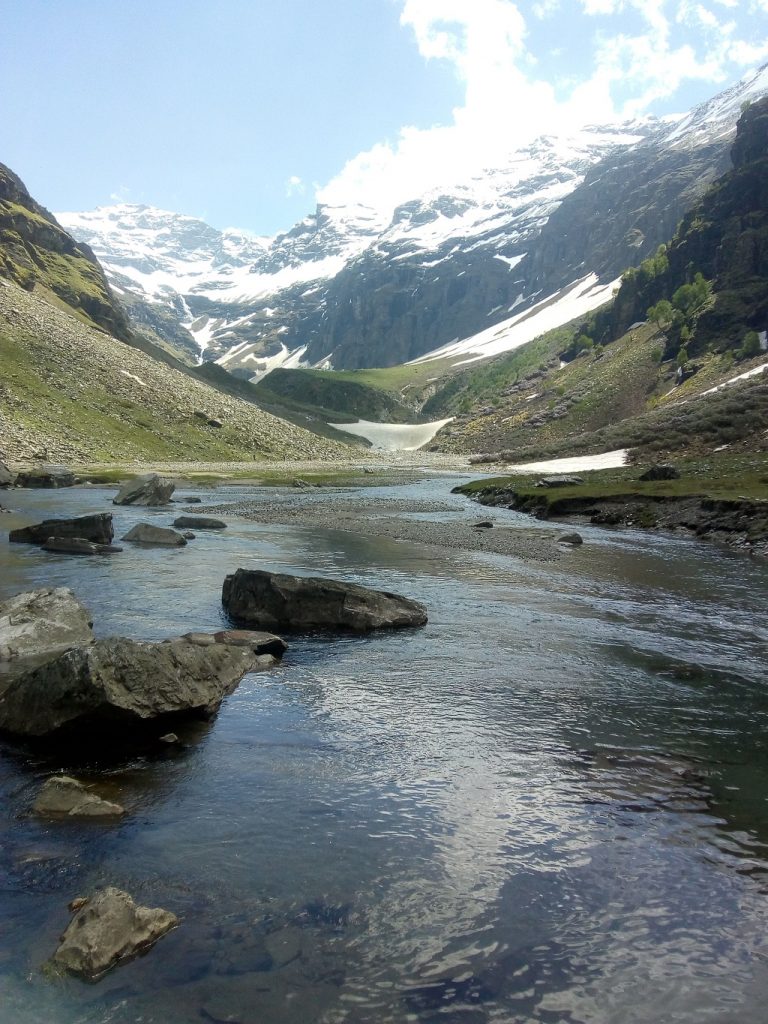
[285, 175, 305, 198]
[317, 0, 768, 215]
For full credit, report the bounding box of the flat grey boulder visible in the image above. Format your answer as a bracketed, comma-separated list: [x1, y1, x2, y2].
[0, 588, 93, 663]
[557, 532, 584, 546]
[0, 460, 12, 487]
[10, 512, 113, 545]
[181, 629, 288, 657]
[41, 537, 122, 556]
[122, 523, 187, 546]
[535, 475, 584, 488]
[52, 887, 178, 980]
[0, 636, 259, 737]
[113, 474, 175, 506]
[15, 465, 75, 488]
[222, 568, 428, 633]
[172, 515, 227, 530]
[33, 776, 125, 818]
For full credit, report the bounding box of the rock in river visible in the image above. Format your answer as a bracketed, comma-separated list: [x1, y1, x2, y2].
[122, 523, 187, 546]
[113, 474, 175, 506]
[0, 588, 93, 663]
[52, 887, 178, 980]
[33, 776, 125, 818]
[222, 568, 428, 633]
[172, 515, 227, 530]
[10, 512, 114, 545]
[15, 465, 75, 488]
[0, 636, 264, 737]
[41, 538, 122, 556]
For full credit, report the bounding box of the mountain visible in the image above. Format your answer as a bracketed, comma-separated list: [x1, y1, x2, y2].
[0, 162, 131, 341]
[58, 66, 768, 378]
[423, 96, 768, 464]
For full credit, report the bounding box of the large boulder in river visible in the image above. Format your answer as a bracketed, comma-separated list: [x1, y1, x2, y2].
[113, 474, 175, 506]
[10, 512, 114, 545]
[172, 515, 227, 530]
[0, 588, 93, 663]
[222, 568, 428, 633]
[15, 465, 75, 488]
[52, 887, 178, 979]
[121, 523, 187, 546]
[0, 636, 264, 737]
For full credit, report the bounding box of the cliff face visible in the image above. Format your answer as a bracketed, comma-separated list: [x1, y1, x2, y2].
[0, 162, 131, 340]
[603, 96, 768, 352]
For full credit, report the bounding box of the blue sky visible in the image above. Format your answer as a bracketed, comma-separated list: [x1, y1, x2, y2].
[1, 0, 767, 235]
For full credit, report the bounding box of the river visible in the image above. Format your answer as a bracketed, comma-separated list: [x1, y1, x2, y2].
[1, 476, 767, 1024]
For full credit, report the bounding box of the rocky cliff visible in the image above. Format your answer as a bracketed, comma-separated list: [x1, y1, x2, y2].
[0, 163, 131, 340]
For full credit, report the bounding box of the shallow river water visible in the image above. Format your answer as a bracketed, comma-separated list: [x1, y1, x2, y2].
[1, 477, 767, 1024]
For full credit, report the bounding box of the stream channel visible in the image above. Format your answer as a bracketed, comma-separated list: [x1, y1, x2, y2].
[1, 475, 767, 1024]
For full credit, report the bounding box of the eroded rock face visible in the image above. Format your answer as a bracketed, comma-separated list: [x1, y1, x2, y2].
[121, 524, 187, 546]
[33, 776, 125, 818]
[113, 474, 175, 506]
[52, 888, 178, 979]
[9, 512, 114, 546]
[222, 568, 428, 633]
[0, 461, 12, 487]
[0, 636, 260, 737]
[0, 588, 93, 663]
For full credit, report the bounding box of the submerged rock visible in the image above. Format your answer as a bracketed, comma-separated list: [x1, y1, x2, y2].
[41, 537, 122, 556]
[10, 512, 114, 546]
[0, 588, 93, 663]
[52, 887, 178, 980]
[122, 523, 187, 546]
[33, 776, 125, 818]
[0, 636, 260, 737]
[222, 568, 428, 633]
[172, 515, 227, 530]
[113, 474, 175, 506]
[15, 465, 75, 489]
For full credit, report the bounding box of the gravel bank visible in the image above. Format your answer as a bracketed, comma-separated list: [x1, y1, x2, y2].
[197, 492, 565, 562]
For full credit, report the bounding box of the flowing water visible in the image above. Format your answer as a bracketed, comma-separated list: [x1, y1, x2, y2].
[1, 478, 767, 1024]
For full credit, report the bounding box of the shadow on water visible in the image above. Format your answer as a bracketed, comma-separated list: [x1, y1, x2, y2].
[1, 479, 768, 1022]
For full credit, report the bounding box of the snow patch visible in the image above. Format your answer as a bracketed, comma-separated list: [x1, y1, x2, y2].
[499, 450, 629, 473]
[328, 418, 454, 451]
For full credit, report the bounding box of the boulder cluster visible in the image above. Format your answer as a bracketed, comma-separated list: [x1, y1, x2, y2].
[1, 474, 428, 980]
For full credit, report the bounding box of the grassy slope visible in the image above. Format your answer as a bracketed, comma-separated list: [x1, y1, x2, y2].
[0, 281, 350, 463]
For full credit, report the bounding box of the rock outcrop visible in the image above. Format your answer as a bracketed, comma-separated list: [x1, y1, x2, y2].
[33, 776, 125, 818]
[0, 460, 12, 487]
[0, 636, 265, 737]
[0, 588, 93, 663]
[181, 629, 288, 658]
[222, 568, 428, 633]
[10, 512, 114, 545]
[52, 888, 177, 979]
[113, 474, 175, 506]
[121, 523, 187, 546]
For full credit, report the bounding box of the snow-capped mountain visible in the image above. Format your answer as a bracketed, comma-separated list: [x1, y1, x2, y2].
[58, 64, 768, 375]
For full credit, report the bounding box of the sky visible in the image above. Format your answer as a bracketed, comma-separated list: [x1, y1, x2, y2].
[1, 0, 767, 236]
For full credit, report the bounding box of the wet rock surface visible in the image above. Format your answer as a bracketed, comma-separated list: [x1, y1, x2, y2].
[9, 512, 114, 545]
[0, 587, 93, 663]
[40, 537, 122, 556]
[0, 636, 261, 737]
[172, 515, 227, 530]
[122, 523, 187, 546]
[223, 568, 428, 633]
[52, 887, 178, 980]
[33, 776, 125, 818]
[113, 474, 175, 506]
